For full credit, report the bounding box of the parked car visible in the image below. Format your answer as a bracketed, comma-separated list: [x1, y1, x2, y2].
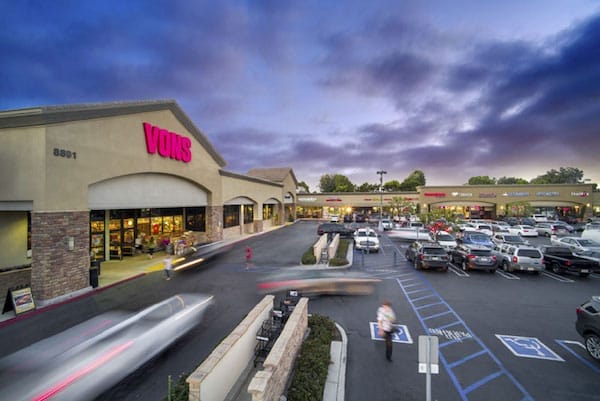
[472, 223, 494, 236]
[405, 241, 449, 271]
[540, 246, 597, 277]
[343, 214, 353, 223]
[355, 214, 367, 223]
[575, 296, 600, 361]
[531, 214, 549, 223]
[550, 236, 600, 253]
[581, 223, 600, 243]
[495, 244, 544, 274]
[433, 231, 458, 253]
[535, 222, 570, 237]
[520, 217, 537, 226]
[353, 228, 380, 252]
[492, 233, 529, 246]
[317, 223, 354, 238]
[548, 220, 574, 232]
[504, 217, 519, 226]
[451, 244, 497, 272]
[330, 214, 340, 223]
[381, 218, 393, 230]
[457, 232, 495, 248]
[507, 225, 539, 237]
[575, 250, 600, 272]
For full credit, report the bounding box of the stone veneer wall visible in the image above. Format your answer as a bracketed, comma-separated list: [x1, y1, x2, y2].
[30, 211, 90, 302]
[248, 297, 309, 401]
[207, 205, 223, 242]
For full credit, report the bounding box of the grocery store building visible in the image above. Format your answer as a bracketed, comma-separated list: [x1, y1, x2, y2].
[0, 101, 297, 304]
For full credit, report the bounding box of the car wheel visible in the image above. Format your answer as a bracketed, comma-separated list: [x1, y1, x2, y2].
[551, 263, 562, 274]
[462, 260, 468, 271]
[502, 261, 510, 272]
[585, 333, 600, 361]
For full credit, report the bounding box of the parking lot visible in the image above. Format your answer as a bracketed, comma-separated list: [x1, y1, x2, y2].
[313, 226, 600, 401]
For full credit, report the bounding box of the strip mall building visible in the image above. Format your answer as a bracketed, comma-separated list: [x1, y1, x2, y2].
[0, 101, 297, 304]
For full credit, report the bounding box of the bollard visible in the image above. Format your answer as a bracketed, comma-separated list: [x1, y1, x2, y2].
[167, 375, 172, 401]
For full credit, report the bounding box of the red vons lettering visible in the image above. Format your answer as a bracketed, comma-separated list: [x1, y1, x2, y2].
[143, 122, 192, 163]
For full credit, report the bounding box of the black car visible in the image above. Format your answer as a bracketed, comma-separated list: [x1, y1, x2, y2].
[576, 296, 600, 361]
[355, 214, 367, 223]
[405, 241, 449, 272]
[316, 223, 354, 238]
[451, 244, 497, 272]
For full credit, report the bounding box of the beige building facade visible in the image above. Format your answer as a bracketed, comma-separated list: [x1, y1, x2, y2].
[0, 101, 297, 303]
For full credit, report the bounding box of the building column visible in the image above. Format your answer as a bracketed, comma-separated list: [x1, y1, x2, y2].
[206, 205, 223, 242]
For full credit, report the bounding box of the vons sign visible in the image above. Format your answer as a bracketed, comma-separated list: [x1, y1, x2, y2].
[143, 122, 192, 163]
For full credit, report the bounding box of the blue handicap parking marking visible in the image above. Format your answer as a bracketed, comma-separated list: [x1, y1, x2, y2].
[496, 334, 564, 361]
[369, 322, 413, 344]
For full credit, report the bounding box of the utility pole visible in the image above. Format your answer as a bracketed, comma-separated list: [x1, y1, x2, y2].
[377, 170, 387, 230]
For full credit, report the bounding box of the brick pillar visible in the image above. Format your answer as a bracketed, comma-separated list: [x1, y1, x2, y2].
[30, 211, 90, 302]
[207, 205, 223, 242]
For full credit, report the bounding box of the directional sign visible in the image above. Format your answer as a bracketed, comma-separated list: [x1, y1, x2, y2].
[496, 334, 564, 361]
[369, 322, 413, 344]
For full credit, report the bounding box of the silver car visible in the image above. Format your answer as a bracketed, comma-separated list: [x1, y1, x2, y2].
[496, 244, 544, 274]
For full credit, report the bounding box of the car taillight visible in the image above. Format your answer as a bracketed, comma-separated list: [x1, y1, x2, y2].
[467, 254, 475, 259]
[420, 254, 425, 260]
[551, 228, 557, 233]
[566, 260, 571, 266]
[576, 307, 583, 316]
[541, 258, 545, 264]
[512, 256, 518, 263]
[491, 255, 496, 261]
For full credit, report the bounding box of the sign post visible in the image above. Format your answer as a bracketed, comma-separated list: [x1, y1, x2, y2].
[418, 335, 439, 401]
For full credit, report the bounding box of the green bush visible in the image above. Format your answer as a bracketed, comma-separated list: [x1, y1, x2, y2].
[302, 246, 316, 264]
[329, 239, 349, 266]
[287, 314, 336, 401]
[163, 373, 189, 401]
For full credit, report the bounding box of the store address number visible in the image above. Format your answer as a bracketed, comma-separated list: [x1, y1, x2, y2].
[53, 148, 77, 159]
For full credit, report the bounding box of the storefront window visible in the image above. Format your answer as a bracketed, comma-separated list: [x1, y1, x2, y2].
[243, 205, 254, 224]
[224, 205, 240, 228]
[90, 210, 106, 260]
[151, 216, 162, 236]
[137, 217, 150, 237]
[263, 204, 274, 220]
[185, 207, 206, 231]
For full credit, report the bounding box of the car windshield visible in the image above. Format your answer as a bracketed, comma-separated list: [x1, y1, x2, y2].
[424, 248, 447, 255]
[505, 235, 523, 242]
[468, 234, 490, 241]
[521, 225, 534, 229]
[578, 239, 600, 246]
[517, 249, 542, 258]
[471, 250, 491, 256]
[437, 234, 454, 241]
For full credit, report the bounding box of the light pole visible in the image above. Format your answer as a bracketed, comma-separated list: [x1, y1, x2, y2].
[377, 170, 387, 230]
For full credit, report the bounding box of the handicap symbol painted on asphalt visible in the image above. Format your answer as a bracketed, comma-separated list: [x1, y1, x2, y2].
[369, 322, 413, 344]
[496, 334, 564, 361]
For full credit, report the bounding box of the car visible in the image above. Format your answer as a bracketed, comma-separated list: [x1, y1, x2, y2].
[535, 222, 570, 237]
[317, 223, 354, 238]
[550, 236, 600, 253]
[507, 225, 539, 237]
[496, 244, 544, 274]
[256, 270, 380, 296]
[451, 243, 497, 272]
[548, 220, 574, 232]
[531, 214, 549, 223]
[457, 231, 495, 248]
[433, 231, 458, 253]
[504, 217, 519, 226]
[330, 214, 340, 223]
[405, 241, 449, 271]
[520, 217, 537, 226]
[472, 223, 494, 236]
[381, 218, 393, 230]
[575, 250, 600, 271]
[492, 233, 529, 246]
[353, 228, 380, 252]
[355, 214, 367, 223]
[575, 296, 600, 361]
[343, 214, 353, 223]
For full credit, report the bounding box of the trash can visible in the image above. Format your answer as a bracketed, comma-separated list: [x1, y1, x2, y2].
[89, 266, 99, 288]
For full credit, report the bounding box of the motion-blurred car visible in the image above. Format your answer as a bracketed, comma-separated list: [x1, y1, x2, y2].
[256, 270, 380, 296]
[550, 236, 600, 253]
[576, 296, 600, 361]
[317, 223, 354, 238]
[507, 225, 539, 237]
[405, 241, 449, 271]
[353, 228, 380, 252]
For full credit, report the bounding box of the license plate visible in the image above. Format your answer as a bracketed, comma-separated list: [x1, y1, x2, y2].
[527, 267, 534, 271]
[432, 257, 439, 260]
[480, 257, 489, 262]
[581, 269, 589, 273]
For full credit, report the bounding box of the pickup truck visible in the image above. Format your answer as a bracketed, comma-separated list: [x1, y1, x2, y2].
[539, 246, 597, 277]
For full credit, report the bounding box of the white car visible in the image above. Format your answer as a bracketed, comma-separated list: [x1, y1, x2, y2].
[353, 228, 380, 252]
[550, 236, 600, 253]
[330, 214, 340, 223]
[472, 223, 494, 236]
[508, 225, 539, 237]
[434, 231, 458, 253]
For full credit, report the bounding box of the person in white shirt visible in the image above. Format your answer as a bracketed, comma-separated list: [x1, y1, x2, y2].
[377, 300, 397, 361]
[163, 254, 173, 280]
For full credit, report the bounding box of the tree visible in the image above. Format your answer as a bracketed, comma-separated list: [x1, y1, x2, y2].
[388, 196, 416, 216]
[383, 180, 402, 192]
[497, 176, 528, 185]
[297, 181, 310, 193]
[530, 167, 584, 184]
[356, 182, 378, 192]
[399, 170, 426, 191]
[467, 176, 496, 185]
[318, 174, 355, 192]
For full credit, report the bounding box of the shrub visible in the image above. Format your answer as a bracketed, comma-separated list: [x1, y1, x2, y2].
[302, 246, 316, 264]
[163, 373, 189, 401]
[287, 314, 336, 401]
[329, 239, 349, 266]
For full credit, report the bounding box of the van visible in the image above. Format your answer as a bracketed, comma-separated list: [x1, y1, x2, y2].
[531, 214, 548, 223]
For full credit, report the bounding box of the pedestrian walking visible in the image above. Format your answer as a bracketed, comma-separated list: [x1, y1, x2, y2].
[163, 254, 173, 280]
[148, 236, 156, 259]
[377, 300, 397, 361]
[245, 246, 253, 270]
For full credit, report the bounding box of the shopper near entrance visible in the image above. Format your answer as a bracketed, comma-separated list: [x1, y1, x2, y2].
[148, 236, 156, 259]
[163, 254, 173, 280]
[377, 300, 397, 361]
[245, 246, 253, 270]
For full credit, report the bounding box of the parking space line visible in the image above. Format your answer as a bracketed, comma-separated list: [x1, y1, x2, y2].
[412, 294, 437, 302]
[555, 340, 600, 374]
[495, 270, 520, 280]
[434, 321, 462, 331]
[542, 272, 575, 283]
[447, 349, 488, 369]
[422, 310, 453, 321]
[448, 264, 469, 277]
[415, 301, 444, 311]
[463, 371, 504, 396]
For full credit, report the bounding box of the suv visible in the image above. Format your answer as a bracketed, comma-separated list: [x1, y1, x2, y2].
[492, 233, 529, 247]
[405, 241, 449, 272]
[317, 223, 354, 238]
[496, 244, 544, 274]
[576, 296, 600, 361]
[535, 222, 570, 237]
[458, 232, 495, 249]
[353, 228, 380, 252]
[451, 244, 497, 272]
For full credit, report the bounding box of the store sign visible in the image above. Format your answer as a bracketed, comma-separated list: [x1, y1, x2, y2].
[298, 197, 317, 202]
[536, 192, 560, 197]
[451, 192, 473, 197]
[143, 122, 192, 163]
[424, 192, 446, 198]
[479, 193, 496, 198]
[326, 198, 343, 202]
[503, 192, 529, 197]
[571, 192, 589, 197]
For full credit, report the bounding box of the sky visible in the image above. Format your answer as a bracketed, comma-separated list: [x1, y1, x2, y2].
[1, 0, 599, 192]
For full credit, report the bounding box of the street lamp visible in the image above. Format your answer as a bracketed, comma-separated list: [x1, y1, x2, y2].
[377, 170, 387, 230]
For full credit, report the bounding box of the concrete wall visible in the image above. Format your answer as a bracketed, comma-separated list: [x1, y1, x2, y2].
[313, 234, 328, 263]
[328, 234, 340, 260]
[248, 297, 309, 401]
[187, 295, 275, 401]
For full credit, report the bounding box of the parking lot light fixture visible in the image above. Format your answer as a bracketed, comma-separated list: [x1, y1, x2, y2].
[377, 170, 387, 230]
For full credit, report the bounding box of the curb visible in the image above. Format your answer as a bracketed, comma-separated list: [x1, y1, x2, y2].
[323, 322, 347, 401]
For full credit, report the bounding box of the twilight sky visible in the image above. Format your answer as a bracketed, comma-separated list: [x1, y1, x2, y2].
[2, 0, 599, 191]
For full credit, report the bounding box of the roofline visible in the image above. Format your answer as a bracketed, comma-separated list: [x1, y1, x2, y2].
[220, 170, 283, 187]
[0, 99, 227, 167]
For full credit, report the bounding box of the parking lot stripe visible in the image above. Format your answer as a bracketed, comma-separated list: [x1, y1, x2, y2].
[422, 310, 453, 321]
[447, 349, 488, 369]
[412, 294, 437, 302]
[541, 272, 575, 283]
[434, 321, 462, 331]
[554, 340, 600, 374]
[415, 301, 444, 311]
[463, 370, 504, 396]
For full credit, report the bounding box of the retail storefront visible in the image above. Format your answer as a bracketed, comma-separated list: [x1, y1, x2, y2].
[0, 101, 297, 304]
